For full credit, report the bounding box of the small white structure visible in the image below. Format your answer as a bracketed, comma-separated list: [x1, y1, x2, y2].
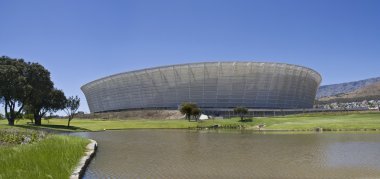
[199, 114, 209, 120]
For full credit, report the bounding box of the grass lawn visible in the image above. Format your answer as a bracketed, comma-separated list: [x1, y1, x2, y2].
[0, 134, 89, 179]
[1, 111, 380, 131]
[258, 112, 380, 130]
[0, 118, 200, 131]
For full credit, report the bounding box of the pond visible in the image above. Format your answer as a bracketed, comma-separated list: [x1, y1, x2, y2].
[72, 130, 380, 178]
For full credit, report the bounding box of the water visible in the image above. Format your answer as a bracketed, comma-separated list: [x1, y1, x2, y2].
[72, 130, 380, 178]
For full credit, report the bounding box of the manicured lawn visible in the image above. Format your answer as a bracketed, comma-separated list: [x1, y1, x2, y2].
[1, 111, 380, 131]
[0, 118, 199, 131]
[262, 112, 380, 130]
[0, 134, 89, 179]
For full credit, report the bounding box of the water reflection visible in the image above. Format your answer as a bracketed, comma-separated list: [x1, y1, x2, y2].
[72, 130, 380, 178]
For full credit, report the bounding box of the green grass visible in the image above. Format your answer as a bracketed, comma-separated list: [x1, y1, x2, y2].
[262, 112, 380, 131]
[1, 111, 380, 131]
[0, 135, 89, 179]
[0, 119, 199, 131]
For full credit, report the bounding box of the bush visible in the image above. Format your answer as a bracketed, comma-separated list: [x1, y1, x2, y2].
[0, 129, 46, 145]
[240, 118, 253, 122]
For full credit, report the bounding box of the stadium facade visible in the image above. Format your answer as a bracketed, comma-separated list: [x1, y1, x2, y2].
[81, 62, 322, 113]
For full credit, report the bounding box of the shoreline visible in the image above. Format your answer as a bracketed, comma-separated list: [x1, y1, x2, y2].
[3, 125, 380, 133]
[70, 139, 98, 179]
[63, 127, 380, 134]
[3, 123, 380, 133]
[1, 111, 380, 133]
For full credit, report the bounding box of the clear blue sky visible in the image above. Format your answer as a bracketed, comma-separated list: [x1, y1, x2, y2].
[1, 0, 379, 113]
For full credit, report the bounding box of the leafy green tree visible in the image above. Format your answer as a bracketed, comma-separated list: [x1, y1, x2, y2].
[64, 96, 80, 127]
[179, 102, 200, 121]
[24, 63, 63, 125]
[1, 57, 65, 126]
[0, 56, 31, 126]
[180, 102, 194, 120]
[234, 107, 248, 121]
[191, 107, 201, 121]
[0, 113, 4, 120]
[28, 89, 66, 125]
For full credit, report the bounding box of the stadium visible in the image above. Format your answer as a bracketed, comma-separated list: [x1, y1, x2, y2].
[81, 62, 322, 114]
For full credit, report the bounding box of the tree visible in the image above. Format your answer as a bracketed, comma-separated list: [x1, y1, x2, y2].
[64, 96, 80, 127]
[234, 107, 248, 121]
[24, 63, 66, 125]
[1, 57, 65, 126]
[191, 107, 201, 121]
[0, 113, 4, 120]
[0, 56, 31, 126]
[179, 102, 200, 121]
[27, 89, 66, 125]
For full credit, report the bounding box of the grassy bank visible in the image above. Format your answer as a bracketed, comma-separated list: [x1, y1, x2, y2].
[0, 118, 199, 131]
[0, 131, 89, 179]
[1, 111, 380, 132]
[254, 112, 380, 131]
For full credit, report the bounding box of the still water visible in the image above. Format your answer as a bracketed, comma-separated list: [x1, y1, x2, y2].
[73, 130, 380, 178]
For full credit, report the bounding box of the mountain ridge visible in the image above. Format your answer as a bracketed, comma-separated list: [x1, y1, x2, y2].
[316, 76, 380, 99]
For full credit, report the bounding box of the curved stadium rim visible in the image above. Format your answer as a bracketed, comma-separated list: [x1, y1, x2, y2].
[81, 61, 322, 90]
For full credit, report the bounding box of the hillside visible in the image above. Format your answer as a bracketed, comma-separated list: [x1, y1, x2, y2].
[318, 81, 380, 103]
[343, 82, 380, 99]
[317, 77, 380, 99]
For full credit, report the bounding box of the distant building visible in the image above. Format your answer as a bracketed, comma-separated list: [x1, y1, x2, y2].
[81, 62, 322, 113]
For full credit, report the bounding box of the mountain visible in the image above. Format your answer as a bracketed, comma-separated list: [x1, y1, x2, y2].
[316, 77, 380, 99]
[318, 81, 380, 102]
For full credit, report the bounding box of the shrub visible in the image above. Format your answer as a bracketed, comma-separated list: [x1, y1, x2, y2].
[0, 129, 46, 145]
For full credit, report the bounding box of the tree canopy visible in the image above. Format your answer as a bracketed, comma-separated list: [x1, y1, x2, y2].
[179, 102, 201, 121]
[27, 89, 66, 125]
[24, 63, 65, 125]
[234, 107, 248, 121]
[64, 96, 80, 127]
[0, 56, 30, 125]
[0, 56, 67, 126]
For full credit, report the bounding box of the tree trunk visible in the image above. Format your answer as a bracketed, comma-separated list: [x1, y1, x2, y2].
[67, 118, 71, 127]
[7, 104, 15, 126]
[8, 118, 14, 126]
[34, 116, 42, 126]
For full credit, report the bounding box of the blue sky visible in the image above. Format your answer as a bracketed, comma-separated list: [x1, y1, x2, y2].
[1, 0, 380, 113]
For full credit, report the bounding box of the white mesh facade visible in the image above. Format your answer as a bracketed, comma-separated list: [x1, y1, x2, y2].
[81, 62, 322, 113]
